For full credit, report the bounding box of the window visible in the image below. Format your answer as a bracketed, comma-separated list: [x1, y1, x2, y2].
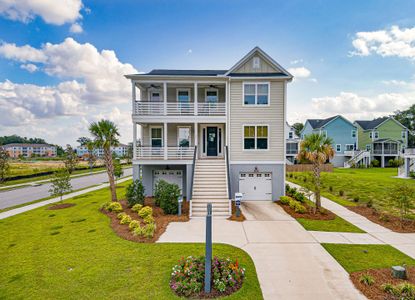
[369, 132, 372, 139]
[243, 83, 269, 105]
[288, 132, 293, 139]
[244, 125, 268, 150]
[177, 127, 190, 147]
[374, 131, 379, 139]
[253, 56, 260, 69]
[177, 89, 190, 103]
[366, 144, 371, 151]
[336, 144, 341, 152]
[150, 90, 161, 101]
[402, 131, 406, 139]
[345, 144, 354, 151]
[351, 130, 356, 138]
[205, 89, 218, 103]
[151, 127, 162, 147]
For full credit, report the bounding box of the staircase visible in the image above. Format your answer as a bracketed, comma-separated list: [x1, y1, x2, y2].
[190, 159, 231, 217]
[344, 150, 371, 168]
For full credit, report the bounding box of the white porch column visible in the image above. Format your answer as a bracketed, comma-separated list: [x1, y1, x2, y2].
[194, 122, 198, 158]
[163, 82, 167, 116]
[132, 81, 136, 112]
[164, 122, 168, 160]
[133, 122, 137, 160]
[194, 82, 198, 116]
[225, 81, 230, 147]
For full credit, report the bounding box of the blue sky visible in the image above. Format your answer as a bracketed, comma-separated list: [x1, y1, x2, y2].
[0, 0, 415, 145]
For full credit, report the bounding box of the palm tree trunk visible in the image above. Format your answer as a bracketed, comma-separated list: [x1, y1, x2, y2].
[313, 162, 321, 212]
[104, 148, 117, 201]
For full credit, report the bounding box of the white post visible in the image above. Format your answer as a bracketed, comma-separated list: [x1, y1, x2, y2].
[163, 82, 167, 116]
[194, 122, 198, 158]
[194, 82, 198, 116]
[164, 122, 168, 160]
[132, 81, 136, 112]
[225, 81, 230, 147]
[133, 122, 137, 160]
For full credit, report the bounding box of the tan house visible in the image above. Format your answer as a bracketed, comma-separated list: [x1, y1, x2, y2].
[3, 143, 57, 158]
[125, 47, 292, 217]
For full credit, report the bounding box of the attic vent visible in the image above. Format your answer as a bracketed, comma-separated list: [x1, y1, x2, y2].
[253, 56, 260, 69]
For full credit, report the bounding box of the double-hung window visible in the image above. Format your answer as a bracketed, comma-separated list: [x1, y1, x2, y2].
[178, 127, 190, 148]
[336, 144, 341, 152]
[243, 83, 269, 105]
[351, 130, 356, 138]
[151, 127, 162, 148]
[244, 125, 268, 150]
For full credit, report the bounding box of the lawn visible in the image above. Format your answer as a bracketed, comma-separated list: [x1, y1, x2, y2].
[296, 216, 364, 233]
[322, 244, 415, 273]
[0, 181, 262, 299]
[287, 168, 415, 211]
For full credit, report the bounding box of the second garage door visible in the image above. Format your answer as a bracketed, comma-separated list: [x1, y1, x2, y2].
[239, 172, 272, 200]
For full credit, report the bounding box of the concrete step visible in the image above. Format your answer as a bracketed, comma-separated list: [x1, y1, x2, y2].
[192, 199, 229, 203]
[192, 194, 228, 198]
[192, 206, 229, 212]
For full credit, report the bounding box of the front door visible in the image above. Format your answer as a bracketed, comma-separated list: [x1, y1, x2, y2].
[207, 127, 218, 156]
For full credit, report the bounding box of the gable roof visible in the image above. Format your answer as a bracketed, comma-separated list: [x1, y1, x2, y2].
[304, 115, 355, 130]
[355, 117, 407, 131]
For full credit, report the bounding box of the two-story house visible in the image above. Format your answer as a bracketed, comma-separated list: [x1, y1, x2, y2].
[285, 122, 300, 164]
[126, 47, 292, 217]
[354, 116, 409, 167]
[301, 115, 358, 167]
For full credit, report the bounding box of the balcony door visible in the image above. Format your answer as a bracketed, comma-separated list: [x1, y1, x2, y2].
[150, 127, 163, 147]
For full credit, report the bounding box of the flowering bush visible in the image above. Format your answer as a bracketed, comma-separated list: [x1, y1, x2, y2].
[170, 256, 245, 297]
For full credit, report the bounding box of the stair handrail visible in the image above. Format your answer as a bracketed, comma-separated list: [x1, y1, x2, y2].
[189, 146, 197, 201]
[225, 145, 232, 200]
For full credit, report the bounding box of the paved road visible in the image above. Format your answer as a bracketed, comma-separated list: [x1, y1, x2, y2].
[0, 168, 132, 209]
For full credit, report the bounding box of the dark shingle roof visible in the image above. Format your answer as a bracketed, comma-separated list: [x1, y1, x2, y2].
[307, 116, 338, 129]
[355, 117, 388, 130]
[144, 69, 228, 76]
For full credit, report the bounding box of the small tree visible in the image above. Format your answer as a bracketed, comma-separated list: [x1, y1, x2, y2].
[49, 169, 72, 202]
[0, 146, 10, 183]
[113, 156, 124, 183]
[64, 144, 78, 174]
[388, 183, 415, 226]
[77, 137, 96, 174]
[126, 179, 145, 207]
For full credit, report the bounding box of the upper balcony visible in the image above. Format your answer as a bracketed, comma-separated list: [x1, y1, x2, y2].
[131, 80, 227, 122]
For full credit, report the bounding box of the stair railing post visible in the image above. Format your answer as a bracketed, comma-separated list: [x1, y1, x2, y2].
[204, 203, 212, 294]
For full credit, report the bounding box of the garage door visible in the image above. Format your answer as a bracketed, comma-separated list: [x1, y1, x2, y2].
[239, 172, 272, 200]
[153, 170, 183, 194]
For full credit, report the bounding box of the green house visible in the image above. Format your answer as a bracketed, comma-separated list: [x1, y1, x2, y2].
[354, 117, 409, 167]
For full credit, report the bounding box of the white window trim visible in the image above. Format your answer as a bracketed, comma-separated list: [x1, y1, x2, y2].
[374, 131, 379, 139]
[402, 130, 407, 139]
[204, 88, 219, 103]
[345, 144, 354, 151]
[150, 125, 163, 147]
[242, 82, 270, 106]
[176, 126, 191, 147]
[288, 131, 293, 139]
[148, 88, 162, 102]
[176, 88, 191, 102]
[336, 144, 342, 152]
[351, 129, 356, 138]
[242, 124, 270, 151]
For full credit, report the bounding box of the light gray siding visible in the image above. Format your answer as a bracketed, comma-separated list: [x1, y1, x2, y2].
[229, 80, 285, 161]
[233, 54, 280, 73]
[141, 123, 195, 146]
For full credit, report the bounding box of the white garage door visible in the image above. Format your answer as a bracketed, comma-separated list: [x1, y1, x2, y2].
[239, 172, 272, 201]
[153, 170, 183, 194]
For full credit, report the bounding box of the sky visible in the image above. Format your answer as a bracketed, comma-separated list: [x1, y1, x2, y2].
[0, 0, 415, 146]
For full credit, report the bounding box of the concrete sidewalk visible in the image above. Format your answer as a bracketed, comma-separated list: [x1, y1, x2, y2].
[158, 201, 365, 300]
[288, 181, 415, 259]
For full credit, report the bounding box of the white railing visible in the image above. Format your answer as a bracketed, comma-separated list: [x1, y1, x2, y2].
[134, 101, 225, 116]
[404, 148, 415, 156]
[344, 150, 371, 168]
[344, 150, 357, 157]
[135, 146, 194, 160]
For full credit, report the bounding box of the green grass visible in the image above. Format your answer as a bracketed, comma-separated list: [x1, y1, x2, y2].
[322, 244, 415, 273]
[296, 216, 364, 233]
[287, 168, 415, 211]
[0, 181, 262, 299]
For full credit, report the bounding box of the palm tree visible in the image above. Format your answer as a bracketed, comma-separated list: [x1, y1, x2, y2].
[89, 120, 120, 201]
[297, 133, 335, 212]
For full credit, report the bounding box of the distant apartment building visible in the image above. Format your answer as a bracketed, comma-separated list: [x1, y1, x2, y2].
[3, 143, 57, 158]
[76, 144, 129, 158]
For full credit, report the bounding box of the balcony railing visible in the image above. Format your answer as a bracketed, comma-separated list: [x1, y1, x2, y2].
[135, 146, 195, 160]
[404, 148, 415, 155]
[373, 149, 399, 155]
[134, 101, 225, 116]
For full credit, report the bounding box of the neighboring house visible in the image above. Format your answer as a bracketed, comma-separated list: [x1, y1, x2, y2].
[285, 122, 300, 164]
[76, 144, 129, 158]
[301, 115, 357, 167]
[3, 143, 57, 158]
[126, 47, 292, 217]
[354, 117, 409, 167]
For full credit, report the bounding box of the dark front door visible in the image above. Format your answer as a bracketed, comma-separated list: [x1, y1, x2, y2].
[207, 127, 218, 156]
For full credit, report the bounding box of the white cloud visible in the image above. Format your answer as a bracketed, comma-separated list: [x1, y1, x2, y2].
[287, 67, 311, 79]
[0, 42, 47, 62]
[20, 63, 37, 72]
[290, 59, 303, 65]
[350, 25, 415, 60]
[69, 22, 83, 33]
[187, 49, 193, 55]
[0, 0, 83, 25]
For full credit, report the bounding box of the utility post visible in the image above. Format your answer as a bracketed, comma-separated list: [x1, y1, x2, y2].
[204, 203, 212, 293]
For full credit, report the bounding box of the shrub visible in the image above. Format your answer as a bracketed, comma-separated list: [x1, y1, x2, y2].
[117, 212, 127, 220]
[138, 206, 153, 218]
[170, 256, 245, 297]
[144, 215, 155, 224]
[293, 192, 306, 203]
[129, 220, 140, 230]
[339, 190, 344, 197]
[126, 179, 145, 207]
[371, 159, 380, 167]
[410, 171, 415, 179]
[388, 158, 404, 168]
[142, 222, 156, 238]
[359, 274, 374, 286]
[103, 201, 123, 212]
[132, 225, 143, 236]
[366, 200, 373, 208]
[329, 186, 333, 192]
[154, 179, 181, 214]
[293, 202, 306, 214]
[388, 183, 415, 223]
[353, 196, 359, 203]
[120, 214, 132, 225]
[131, 203, 143, 213]
[280, 196, 291, 205]
[383, 282, 415, 298]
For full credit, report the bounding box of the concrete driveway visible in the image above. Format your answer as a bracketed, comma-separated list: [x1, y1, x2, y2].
[158, 201, 365, 300]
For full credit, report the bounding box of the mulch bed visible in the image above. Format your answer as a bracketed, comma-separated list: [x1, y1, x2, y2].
[101, 197, 189, 243]
[348, 206, 415, 233]
[228, 201, 246, 222]
[47, 203, 76, 210]
[277, 200, 336, 220]
[172, 283, 243, 299]
[350, 266, 415, 300]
